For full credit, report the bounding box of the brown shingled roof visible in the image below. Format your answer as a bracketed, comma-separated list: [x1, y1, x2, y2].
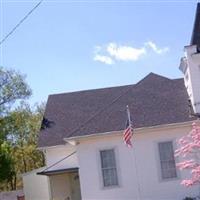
[38, 73, 194, 148]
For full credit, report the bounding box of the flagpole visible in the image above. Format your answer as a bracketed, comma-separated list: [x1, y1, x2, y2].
[126, 105, 142, 200]
[126, 105, 131, 125]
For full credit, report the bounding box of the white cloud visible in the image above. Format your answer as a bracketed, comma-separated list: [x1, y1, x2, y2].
[94, 54, 114, 65]
[93, 41, 169, 65]
[94, 45, 102, 53]
[145, 41, 169, 54]
[107, 43, 146, 61]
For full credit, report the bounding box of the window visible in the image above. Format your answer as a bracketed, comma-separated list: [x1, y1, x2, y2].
[158, 141, 177, 180]
[100, 149, 118, 187]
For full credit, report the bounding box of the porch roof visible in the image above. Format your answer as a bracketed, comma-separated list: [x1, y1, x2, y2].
[37, 167, 78, 176]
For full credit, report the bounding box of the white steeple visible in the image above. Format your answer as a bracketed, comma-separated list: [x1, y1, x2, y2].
[179, 3, 200, 115]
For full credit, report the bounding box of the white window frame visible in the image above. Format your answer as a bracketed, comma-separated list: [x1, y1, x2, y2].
[156, 140, 179, 182]
[98, 147, 120, 189]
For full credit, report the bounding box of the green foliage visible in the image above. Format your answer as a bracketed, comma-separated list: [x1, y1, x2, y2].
[0, 67, 31, 115]
[0, 67, 44, 191]
[0, 117, 8, 144]
[0, 102, 45, 191]
[0, 142, 15, 183]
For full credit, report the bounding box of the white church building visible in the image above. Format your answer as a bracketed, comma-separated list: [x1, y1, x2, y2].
[23, 3, 200, 200]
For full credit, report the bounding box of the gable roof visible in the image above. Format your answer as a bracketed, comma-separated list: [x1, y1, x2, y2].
[38, 73, 194, 148]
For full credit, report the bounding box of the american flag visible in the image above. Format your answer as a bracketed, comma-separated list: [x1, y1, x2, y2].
[123, 106, 133, 148]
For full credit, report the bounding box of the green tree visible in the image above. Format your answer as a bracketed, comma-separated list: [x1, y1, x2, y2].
[0, 102, 45, 190]
[0, 67, 31, 115]
[0, 142, 16, 190]
[0, 67, 32, 191]
[0, 67, 44, 191]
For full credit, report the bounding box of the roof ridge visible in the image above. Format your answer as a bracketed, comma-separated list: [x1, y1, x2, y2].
[49, 84, 133, 97]
[48, 73, 173, 98]
[172, 77, 184, 81]
[147, 72, 172, 80]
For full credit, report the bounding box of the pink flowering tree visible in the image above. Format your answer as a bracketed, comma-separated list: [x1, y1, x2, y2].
[175, 122, 200, 187]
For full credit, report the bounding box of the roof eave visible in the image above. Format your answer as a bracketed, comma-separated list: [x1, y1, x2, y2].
[64, 120, 196, 143]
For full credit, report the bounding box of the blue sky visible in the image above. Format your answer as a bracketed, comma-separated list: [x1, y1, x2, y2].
[0, 0, 198, 105]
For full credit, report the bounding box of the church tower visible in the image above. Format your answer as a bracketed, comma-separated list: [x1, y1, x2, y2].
[179, 3, 200, 115]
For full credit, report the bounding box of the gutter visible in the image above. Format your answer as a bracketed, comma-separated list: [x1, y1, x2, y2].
[64, 120, 197, 144]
